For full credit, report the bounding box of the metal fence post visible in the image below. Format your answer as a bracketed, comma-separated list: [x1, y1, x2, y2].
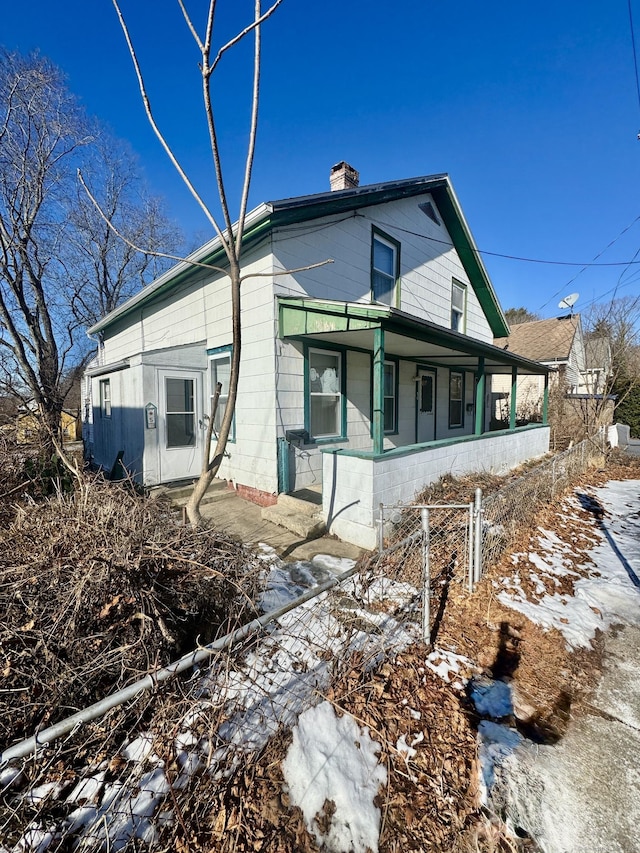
[421, 507, 430, 644]
[378, 503, 384, 554]
[473, 488, 483, 584]
[467, 501, 475, 592]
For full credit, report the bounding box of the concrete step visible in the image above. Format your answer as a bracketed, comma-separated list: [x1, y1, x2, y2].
[276, 493, 321, 517]
[261, 504, 326, 539]
[154, 479, 227, 505]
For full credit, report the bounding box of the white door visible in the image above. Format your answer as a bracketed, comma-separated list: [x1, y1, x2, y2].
[416, 369, 436, 443]
[159, 370, 203, 482]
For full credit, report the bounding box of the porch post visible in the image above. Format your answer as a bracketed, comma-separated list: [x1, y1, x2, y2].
[373, 326, 385, 455]
[510, 366, 517, 430]
[542, 371, 549, 424]
[475, 357, 485, 435]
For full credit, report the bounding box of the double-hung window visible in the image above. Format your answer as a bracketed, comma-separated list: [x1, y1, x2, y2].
[308, 348, 343, 439]
[99, 379, 111, 418]
[372, 230, 400, 305]
[383, 360, 397, 433]
[209, 350, 233, 438]
[451, 281, 466, 332]
[449, 371, 464, 428]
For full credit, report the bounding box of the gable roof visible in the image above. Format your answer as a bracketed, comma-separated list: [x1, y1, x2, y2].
[89, 173, 509, 338]
[494, 315, 580, 363]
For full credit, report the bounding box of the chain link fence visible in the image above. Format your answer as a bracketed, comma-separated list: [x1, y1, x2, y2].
[480, 428, 607, 571]
[370, 429, 607, 645]
[0, 566, 419, 852]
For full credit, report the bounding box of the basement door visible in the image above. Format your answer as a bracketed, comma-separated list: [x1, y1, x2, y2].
[416, 368, 436, 443]
[158, 370, 203, 482]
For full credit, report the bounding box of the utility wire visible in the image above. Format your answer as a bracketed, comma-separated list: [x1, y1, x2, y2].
[629, 0, 640, 125]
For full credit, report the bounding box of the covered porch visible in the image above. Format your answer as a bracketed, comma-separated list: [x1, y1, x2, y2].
[278, 297, 550, 548]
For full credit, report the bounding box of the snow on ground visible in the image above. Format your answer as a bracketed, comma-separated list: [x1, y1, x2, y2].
[496, 480, 640, 648]
[478, 479, 640, 844]
[6, 553, 414, 852]
[283, 701, 386, 853]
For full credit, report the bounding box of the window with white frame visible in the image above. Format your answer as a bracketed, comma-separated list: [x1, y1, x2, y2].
[384, 360, 397, 433]
[449, 371, 464, 427]
[308, 348, 342, 439]
[451, 280, 466, 332]
[99, 379, 111, 418]
[372, 231, 399, 305]
[209, 353, 232, 435]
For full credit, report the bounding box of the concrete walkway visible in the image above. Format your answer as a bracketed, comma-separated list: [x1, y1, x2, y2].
[502, 622, 640, 852]
[153, 479, 365, 564]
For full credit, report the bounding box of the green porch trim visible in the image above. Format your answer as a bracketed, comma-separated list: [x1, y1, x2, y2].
[372, 327, 385, 454]
[510, 366, 518, 430]
[319, 422, 550, 462]
[475, 357, 485, 435]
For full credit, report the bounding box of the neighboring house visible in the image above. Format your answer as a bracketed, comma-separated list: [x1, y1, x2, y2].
[84, 164, 550, 548]
[579, 336, 612, 395]
[492, 315, 586, 423]
[17, 402, 82, 445]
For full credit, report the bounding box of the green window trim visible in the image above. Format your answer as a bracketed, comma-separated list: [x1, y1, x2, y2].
[369, 356, 399, 436]
[449, 370, 465, 428]
[304, 343, 347, 442]
[371, 226, 401, 307]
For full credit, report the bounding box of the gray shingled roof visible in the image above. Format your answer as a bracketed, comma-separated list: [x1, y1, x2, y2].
[494, 315, 579, 363]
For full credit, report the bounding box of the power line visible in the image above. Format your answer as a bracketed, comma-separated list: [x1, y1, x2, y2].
[629, 0, 640, 128]
[369, 215, 640, 269]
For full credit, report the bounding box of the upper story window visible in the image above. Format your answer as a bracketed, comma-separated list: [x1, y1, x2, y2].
[372, 229, 400, 306]
[451, 280, 466, 332]
[99, 379, 111, 418]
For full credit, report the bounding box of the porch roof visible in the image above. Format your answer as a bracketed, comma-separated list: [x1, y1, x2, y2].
[278, 297, 548, 376]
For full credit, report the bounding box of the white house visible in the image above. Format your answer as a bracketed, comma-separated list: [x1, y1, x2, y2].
[84, 164, 550, 549]
[491, 315, 586, 424]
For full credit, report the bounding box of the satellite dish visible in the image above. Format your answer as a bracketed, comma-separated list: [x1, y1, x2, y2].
[558, 292, 579, 312]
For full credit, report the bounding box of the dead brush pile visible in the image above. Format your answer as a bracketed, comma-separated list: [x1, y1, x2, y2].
[0, 476, 261, 748]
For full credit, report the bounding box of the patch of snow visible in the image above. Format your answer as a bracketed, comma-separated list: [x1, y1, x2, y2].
[425, 647, 475, 684]
[283, 701, 386, 853]
[478, 720, 523, 802]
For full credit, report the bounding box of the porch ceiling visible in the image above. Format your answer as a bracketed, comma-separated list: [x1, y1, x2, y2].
[278, 297, 548, 375]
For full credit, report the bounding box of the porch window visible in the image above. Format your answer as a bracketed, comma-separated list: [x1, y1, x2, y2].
[384, 360, 397, 433]
[165, 378, 195, 448]
[451, 280, 466, 332]
[308, 348, 343, 439]
[372, 229, 400, 306]
[209, 353, 233, 437]
[99, 379, 111, 418]
[449, 371, 464, 428]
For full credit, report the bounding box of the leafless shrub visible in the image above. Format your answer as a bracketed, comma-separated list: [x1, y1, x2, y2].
[0, 475, 262, 748]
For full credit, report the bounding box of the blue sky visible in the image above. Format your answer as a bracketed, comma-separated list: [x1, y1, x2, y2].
[3, 1, 640, 320]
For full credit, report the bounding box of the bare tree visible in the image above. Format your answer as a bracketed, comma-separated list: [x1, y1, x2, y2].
[67, 135, 180, 326]
[112, 0, 284, 527]
[0, 50, 179, 453]
[586, 294, 640, 435]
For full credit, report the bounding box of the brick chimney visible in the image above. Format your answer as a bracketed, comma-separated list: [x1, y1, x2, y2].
[330, 161, 359, 191]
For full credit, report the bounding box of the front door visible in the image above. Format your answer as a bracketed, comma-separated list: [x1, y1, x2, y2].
[159, 370, 203, 482]
[416, 368, 436, 443]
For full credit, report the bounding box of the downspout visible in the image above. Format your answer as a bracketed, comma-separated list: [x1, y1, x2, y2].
[543, 372, 550, 424]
